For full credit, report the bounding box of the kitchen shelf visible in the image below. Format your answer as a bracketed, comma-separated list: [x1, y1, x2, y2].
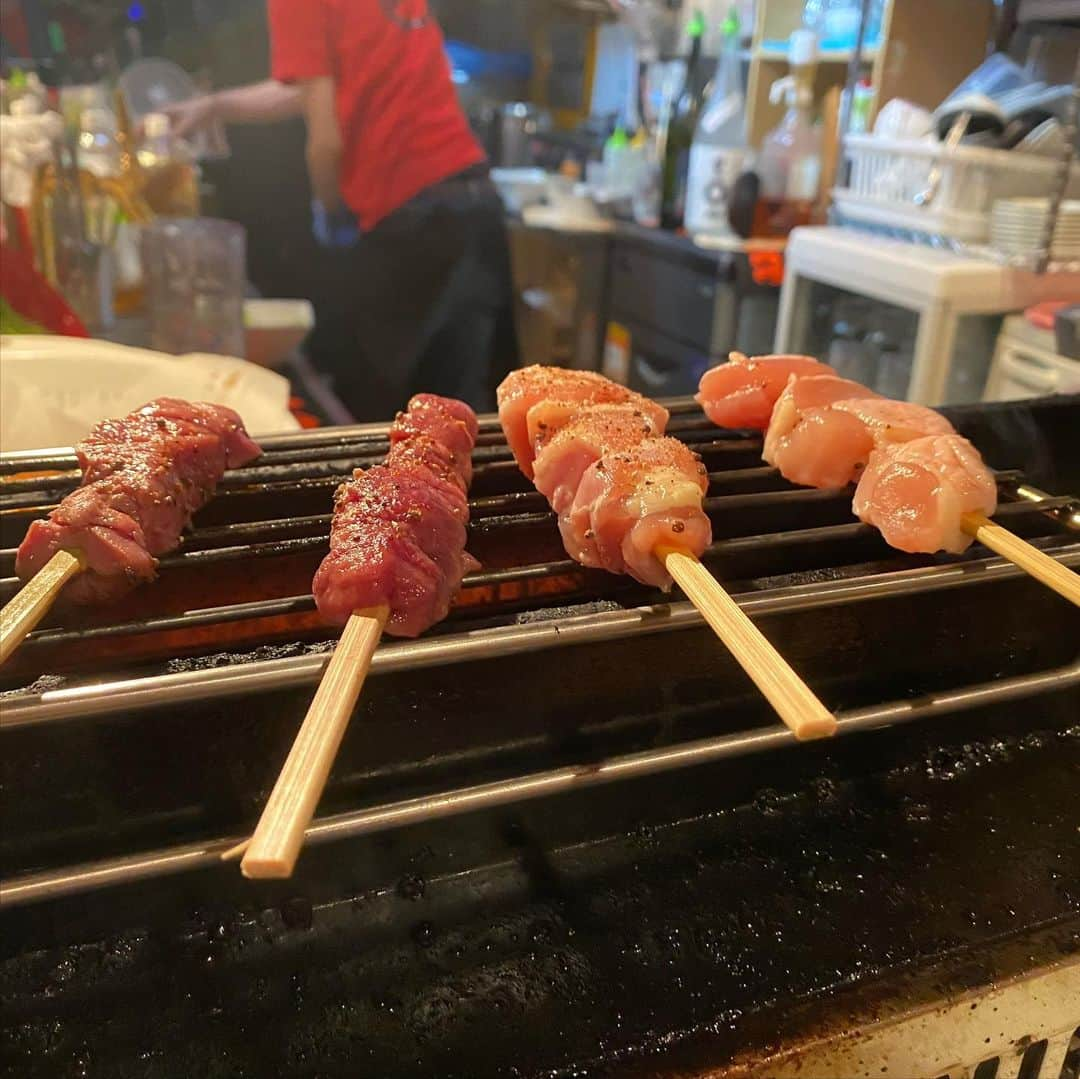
[753, 44, 879, 62]
[745, 0, 995, 147]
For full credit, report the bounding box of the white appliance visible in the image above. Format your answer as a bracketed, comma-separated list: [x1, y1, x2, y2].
[774, 226, 1080, 404]
[984, 314, 1080, 400]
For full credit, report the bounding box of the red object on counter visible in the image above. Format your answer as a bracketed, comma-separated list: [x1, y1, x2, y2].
[1024, 301, 1069, 331]
[748, 249, 785, 287]
[0, 242, 89, 337]
[288, 396, 322, 429]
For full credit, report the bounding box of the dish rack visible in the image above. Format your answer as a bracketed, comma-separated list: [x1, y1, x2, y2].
[833, 133, 1080, 245]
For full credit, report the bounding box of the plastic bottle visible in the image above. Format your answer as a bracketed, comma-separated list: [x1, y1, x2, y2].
[752, 29, 822, 238]
[684, 7, 748, 239]
[602, 125, 632, 196]
[77, 106, 122, 180]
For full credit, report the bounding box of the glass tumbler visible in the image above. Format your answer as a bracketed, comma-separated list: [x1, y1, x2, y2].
[142, 217, 246, 357]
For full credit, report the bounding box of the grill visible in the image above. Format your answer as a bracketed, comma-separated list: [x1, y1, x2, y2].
[1, 394, 1078, 1078]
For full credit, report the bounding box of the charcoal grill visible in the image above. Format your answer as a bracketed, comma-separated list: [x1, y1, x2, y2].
[1, 394, 1078, 1078]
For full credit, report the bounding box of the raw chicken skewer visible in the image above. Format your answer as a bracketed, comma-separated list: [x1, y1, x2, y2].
[696, 351, 835, 431]
[697, 356, 1080, 606]
[1, 399, 262, 665]
[233, 394, 480, 879]
[498, 366, 837, 741]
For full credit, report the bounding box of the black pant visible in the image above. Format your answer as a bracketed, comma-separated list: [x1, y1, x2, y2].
[308, 169, 518, 422]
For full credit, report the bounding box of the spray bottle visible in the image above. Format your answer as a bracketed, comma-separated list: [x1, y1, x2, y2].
[752, 29, 822, 238]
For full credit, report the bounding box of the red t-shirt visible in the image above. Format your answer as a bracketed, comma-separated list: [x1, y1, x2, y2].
[268, 0, 485, 231]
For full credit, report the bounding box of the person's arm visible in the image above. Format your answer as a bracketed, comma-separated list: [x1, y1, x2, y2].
[299, 76, 343, 210]
[163, 79, 302, 138]
[266, 0, 352, 229]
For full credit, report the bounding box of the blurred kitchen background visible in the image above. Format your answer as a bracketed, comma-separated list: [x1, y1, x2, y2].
[1, 0, 1078, 430]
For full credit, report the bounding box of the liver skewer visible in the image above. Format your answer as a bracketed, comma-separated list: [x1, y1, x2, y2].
[1, 398, 261, 665]
[237, 394, 480, 879]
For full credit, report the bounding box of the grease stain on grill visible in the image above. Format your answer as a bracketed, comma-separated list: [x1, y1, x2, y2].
[164, 639, 333, 673]
[397, 874, 426, 902]
[280, 896, 314, 931]
[514, 600, 621, 625]
[0, 673, 67, 700]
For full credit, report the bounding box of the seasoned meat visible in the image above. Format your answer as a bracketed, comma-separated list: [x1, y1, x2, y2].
[498, 365, 668, 478]
[390, 393, 477, 487]
[16, 399, 260, 604]
[314, 394, 479, 637]
[533, 403, 662, 515]
[562, 437, 711, 589]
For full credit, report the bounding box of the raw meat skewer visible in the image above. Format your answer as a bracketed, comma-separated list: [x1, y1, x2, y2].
[501, 367, 837, 741]
[1, 398, 261, 665]
[235, 394, 480, 879]
[700, 364, 1079, 604]
[497, 364, 669, 478]
[696, 352, 835, 431]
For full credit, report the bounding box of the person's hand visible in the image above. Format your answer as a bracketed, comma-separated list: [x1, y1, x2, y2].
[160, 94, 218, 139]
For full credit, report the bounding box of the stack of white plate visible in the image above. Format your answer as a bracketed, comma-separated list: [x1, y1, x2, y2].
[990, 197, 1080, 260]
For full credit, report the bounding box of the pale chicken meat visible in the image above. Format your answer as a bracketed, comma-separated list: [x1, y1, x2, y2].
[562, 437, 711, 589]
[852, 435, 997, 554]
[764, 378, 959, 490]
[532, 403, 662, 515]
[497, 365, 669, 478]
[696, 352, 835, 432]
[830, 397, 956, 445]
[763, 375, 882, 489]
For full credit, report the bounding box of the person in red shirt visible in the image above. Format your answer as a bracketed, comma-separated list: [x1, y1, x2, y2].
[167, 0, 516, 420]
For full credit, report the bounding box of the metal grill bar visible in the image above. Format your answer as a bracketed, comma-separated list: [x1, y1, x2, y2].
[1, 489, 1071, 601]
[9, 517, 1078, 651]
[0, 472, 1053, 576]
[0, 437, 756, 516]
[4, 544, 1078, 728]
[0, 397, 708, 475]
[2, 658, 1074, 909]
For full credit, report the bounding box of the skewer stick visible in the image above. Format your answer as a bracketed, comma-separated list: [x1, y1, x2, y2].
[0, 550, 85, 666]
[238, 604, 390, 879]
[961, 513, 1080, 607]
[657, 546, 837, 741]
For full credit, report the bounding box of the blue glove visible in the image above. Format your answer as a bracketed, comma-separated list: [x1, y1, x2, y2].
[312, 200, 361, 249]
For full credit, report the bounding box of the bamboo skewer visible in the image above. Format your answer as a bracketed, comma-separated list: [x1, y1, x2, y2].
[656, 545, 837, 741]
[235, 604, 390, 879]
[961, 512, 1080, 607]
[0, 550, 84, 666]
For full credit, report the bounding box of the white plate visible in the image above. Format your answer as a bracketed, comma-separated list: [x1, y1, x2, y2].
[0, 337, 299, 452]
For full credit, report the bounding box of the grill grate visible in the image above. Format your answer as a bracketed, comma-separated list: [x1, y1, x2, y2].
[1, 397, 1078, 910]
[2, 396, 1078, 1077]
[2, 400, 1077, 696]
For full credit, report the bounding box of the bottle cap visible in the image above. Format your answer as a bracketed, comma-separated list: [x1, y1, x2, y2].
[606, 126, 629, 149]
[722, 6, 740, 38]
[788, 28, 818, 66]
[686, 10, 705, 38]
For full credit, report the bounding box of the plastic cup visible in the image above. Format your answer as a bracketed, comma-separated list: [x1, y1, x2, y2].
[142, 217, 246, 358]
